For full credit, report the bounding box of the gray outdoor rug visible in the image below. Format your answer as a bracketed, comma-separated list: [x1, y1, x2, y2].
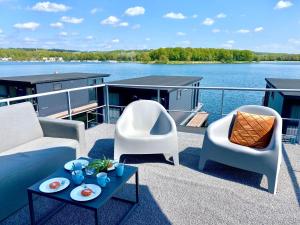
[1, 124, 299, 225]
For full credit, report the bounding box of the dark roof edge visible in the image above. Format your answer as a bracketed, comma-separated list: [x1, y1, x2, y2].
[0, 73, 110, 84]
[32, 74, 110, 84]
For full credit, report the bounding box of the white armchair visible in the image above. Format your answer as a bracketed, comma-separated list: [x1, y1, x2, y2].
[114, 100, 179, 165]
[199, 105, 282, 194]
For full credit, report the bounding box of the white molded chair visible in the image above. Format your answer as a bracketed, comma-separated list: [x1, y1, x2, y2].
[199, 105, 282, 194]
[114, 100, 179, 165]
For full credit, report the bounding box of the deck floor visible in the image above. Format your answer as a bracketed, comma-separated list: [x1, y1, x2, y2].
[2, 124, 299, 225]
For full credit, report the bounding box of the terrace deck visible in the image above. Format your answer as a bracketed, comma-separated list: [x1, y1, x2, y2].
[1, 124, 299, 225]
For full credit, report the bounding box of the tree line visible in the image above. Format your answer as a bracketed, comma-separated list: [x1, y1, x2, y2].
[0, 48, 299, 63]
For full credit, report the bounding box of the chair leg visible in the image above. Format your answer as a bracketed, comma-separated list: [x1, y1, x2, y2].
[173, 153, 179, 166]
[267, 168, 280, 194]
[198, 156, 207, 171]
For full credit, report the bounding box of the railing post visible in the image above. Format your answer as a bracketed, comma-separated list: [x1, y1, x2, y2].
[86, 112, 89, 129]
[220, 90, 224, 116]
[6, 100, 10, 106]
[157, 89, 160, 103]
[104, 85, 110, 124]
[66, 91, 72, 120]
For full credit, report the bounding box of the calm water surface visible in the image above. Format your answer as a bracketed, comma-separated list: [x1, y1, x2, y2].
[1, 62, 300, 121]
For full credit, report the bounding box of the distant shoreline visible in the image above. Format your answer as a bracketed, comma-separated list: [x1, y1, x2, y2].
[0, 60, 299, 64]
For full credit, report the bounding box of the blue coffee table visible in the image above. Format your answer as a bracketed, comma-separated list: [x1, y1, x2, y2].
[27, 157, 139, 225]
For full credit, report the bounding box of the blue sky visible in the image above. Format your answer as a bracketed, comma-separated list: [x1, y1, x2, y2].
[0, 0, 299, 53]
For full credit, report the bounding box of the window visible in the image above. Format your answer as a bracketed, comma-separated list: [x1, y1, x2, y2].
[53, 83, 62, 91]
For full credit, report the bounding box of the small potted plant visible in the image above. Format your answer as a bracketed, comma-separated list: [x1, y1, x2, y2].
[87, 156, 114, 173]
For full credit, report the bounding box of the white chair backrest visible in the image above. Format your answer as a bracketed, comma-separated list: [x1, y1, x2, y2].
[126, 100, 166, 131]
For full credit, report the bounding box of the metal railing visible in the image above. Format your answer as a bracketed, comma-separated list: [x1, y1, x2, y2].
[1, 82, 300, 130]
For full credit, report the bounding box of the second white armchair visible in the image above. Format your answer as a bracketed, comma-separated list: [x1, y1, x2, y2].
[199, 105, 282, 194]
[114, 100, 179, 165]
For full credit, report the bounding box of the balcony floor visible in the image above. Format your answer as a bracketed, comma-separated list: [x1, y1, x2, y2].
[2, 124, 300, 225]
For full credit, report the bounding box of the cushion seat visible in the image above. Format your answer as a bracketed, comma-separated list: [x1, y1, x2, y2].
[0, 137, 78, 157]
[0, 137, 77, 220]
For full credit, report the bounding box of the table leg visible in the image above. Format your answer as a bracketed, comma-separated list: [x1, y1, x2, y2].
[27, 191, 35, 225]
[95, 208, 99, 225]
[135, 170, 139, 204]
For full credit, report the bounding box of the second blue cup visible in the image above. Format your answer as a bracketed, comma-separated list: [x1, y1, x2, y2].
[96, 172, 110, 187]
[115, 163, 125, 177]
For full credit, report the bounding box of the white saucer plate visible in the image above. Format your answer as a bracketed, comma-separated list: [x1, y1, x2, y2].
[70, 184, 101, 201]
[64, 159, 89, 171]
[39, 177, 70, 193]
[107, 160, 117, 171]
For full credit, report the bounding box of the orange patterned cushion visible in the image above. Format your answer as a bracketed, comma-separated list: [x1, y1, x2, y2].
[229, 111, 275, 149]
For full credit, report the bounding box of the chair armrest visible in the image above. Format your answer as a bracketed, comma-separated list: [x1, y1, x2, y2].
[38, 117, 86, 153]
[207, 114, 233, 139]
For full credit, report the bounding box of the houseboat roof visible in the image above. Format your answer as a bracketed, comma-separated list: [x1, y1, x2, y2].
[265, 78, 300, 97]
[109, 75, 202, 92]
[0, 72, 110, 85]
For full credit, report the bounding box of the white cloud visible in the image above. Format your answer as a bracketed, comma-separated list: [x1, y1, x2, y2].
[237, 29, 250, 33]
[176, 32, 186, 36]
[112, 38, 119, 43]
[212, 28, 220, 33]
[24, 37, 37, 42]
[132, 24, 141, 29]
[163, 12, 186, 20]
[222, 40, 235, 48]
[50, 22, 63, 28]
[145, 38, 151, 41]
[125, 6, 145, 16]
[202, 18, 214, 26]
[14, 22, 40, 31]
[86, 35, 93, 40]
[288, 38, 300, 45]
[59, 31, 67, 36]
[119, 22, 129, 27]
[216, 13, 226, 19]
[192, 14, 198, 19]
[61, 16, 83, 24]
[90, 8, 100, 15]
[32, 2, 70, 12]
[101, 16, 120, 25]
[0, 29, 2, 33]
[274, 1, 293, 9]
[254, 26, 264, 32]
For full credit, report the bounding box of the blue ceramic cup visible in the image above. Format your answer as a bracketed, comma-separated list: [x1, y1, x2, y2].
[115, 163, 125, 177]
[96, 172, 110, 187]
[71, 170, 84, 185]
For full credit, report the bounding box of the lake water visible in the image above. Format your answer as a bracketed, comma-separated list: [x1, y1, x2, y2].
[1, 62, 300, 122]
